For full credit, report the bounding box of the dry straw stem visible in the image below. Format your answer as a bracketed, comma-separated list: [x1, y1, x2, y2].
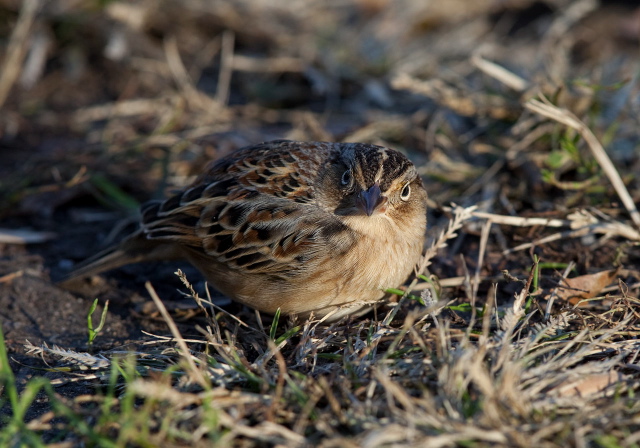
[232, 55, 305, 73]
[72, 98, 171, 123]
[0, 270, 23, 284]
[391, 73, 518, 120]
[0, 0, 41, 109]
[471, 52, 529, 92]
[472, 210, 640, 253]
[145, 281, 209, 388]
[525, 97, 640, 230]
[163, 36, 219, 112]
[0, 228, 56, 244]
[472, 217, 492, 305]
[216, 30, 235, 106]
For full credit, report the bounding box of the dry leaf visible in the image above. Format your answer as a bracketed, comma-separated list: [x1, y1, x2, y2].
[555, 371, 628, 398]
[556, 269, 619, 305]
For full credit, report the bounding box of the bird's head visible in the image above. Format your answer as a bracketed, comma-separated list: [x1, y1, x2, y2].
[318, 143, 427, 227]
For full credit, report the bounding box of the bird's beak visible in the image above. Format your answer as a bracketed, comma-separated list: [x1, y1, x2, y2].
[357, 183, 387, 216]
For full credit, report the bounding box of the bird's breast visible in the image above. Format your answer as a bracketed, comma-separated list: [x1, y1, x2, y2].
[335, 213, 425, 292]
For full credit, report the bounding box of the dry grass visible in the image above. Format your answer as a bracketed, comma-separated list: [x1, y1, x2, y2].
[19, 271, 640, 446]
[2, 0, 640, 446]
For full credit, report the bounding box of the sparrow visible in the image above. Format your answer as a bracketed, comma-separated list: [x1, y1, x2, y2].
[62, 140, 427, 320]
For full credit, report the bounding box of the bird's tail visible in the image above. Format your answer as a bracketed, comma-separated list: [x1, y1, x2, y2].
[58, 233, 178, 286]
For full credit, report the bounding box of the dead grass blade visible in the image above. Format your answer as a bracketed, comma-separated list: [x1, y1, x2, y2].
[471, 210, 640, 254]
[471, 53, 529, 92]
[525, 97, 640, 230]
[0, 228, 56, 244]
[145, 281, 209, 388]
[0, 0, 41, 108]
[544, 261, 575, 319]
[216, 30, 235, 106]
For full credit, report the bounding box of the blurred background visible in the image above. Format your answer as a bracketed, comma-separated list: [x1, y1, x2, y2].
[2, 0, 639, 210]
[1, 0, 640, 345]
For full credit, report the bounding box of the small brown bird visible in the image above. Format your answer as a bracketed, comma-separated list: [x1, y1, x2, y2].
[64, 140, 427, 320]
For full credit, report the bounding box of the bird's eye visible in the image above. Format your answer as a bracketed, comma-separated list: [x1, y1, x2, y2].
[341, 169, 352, 186]
[400, 183, 411, 201]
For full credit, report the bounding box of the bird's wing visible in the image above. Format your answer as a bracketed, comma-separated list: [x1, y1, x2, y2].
[139, 140, 355, 276]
